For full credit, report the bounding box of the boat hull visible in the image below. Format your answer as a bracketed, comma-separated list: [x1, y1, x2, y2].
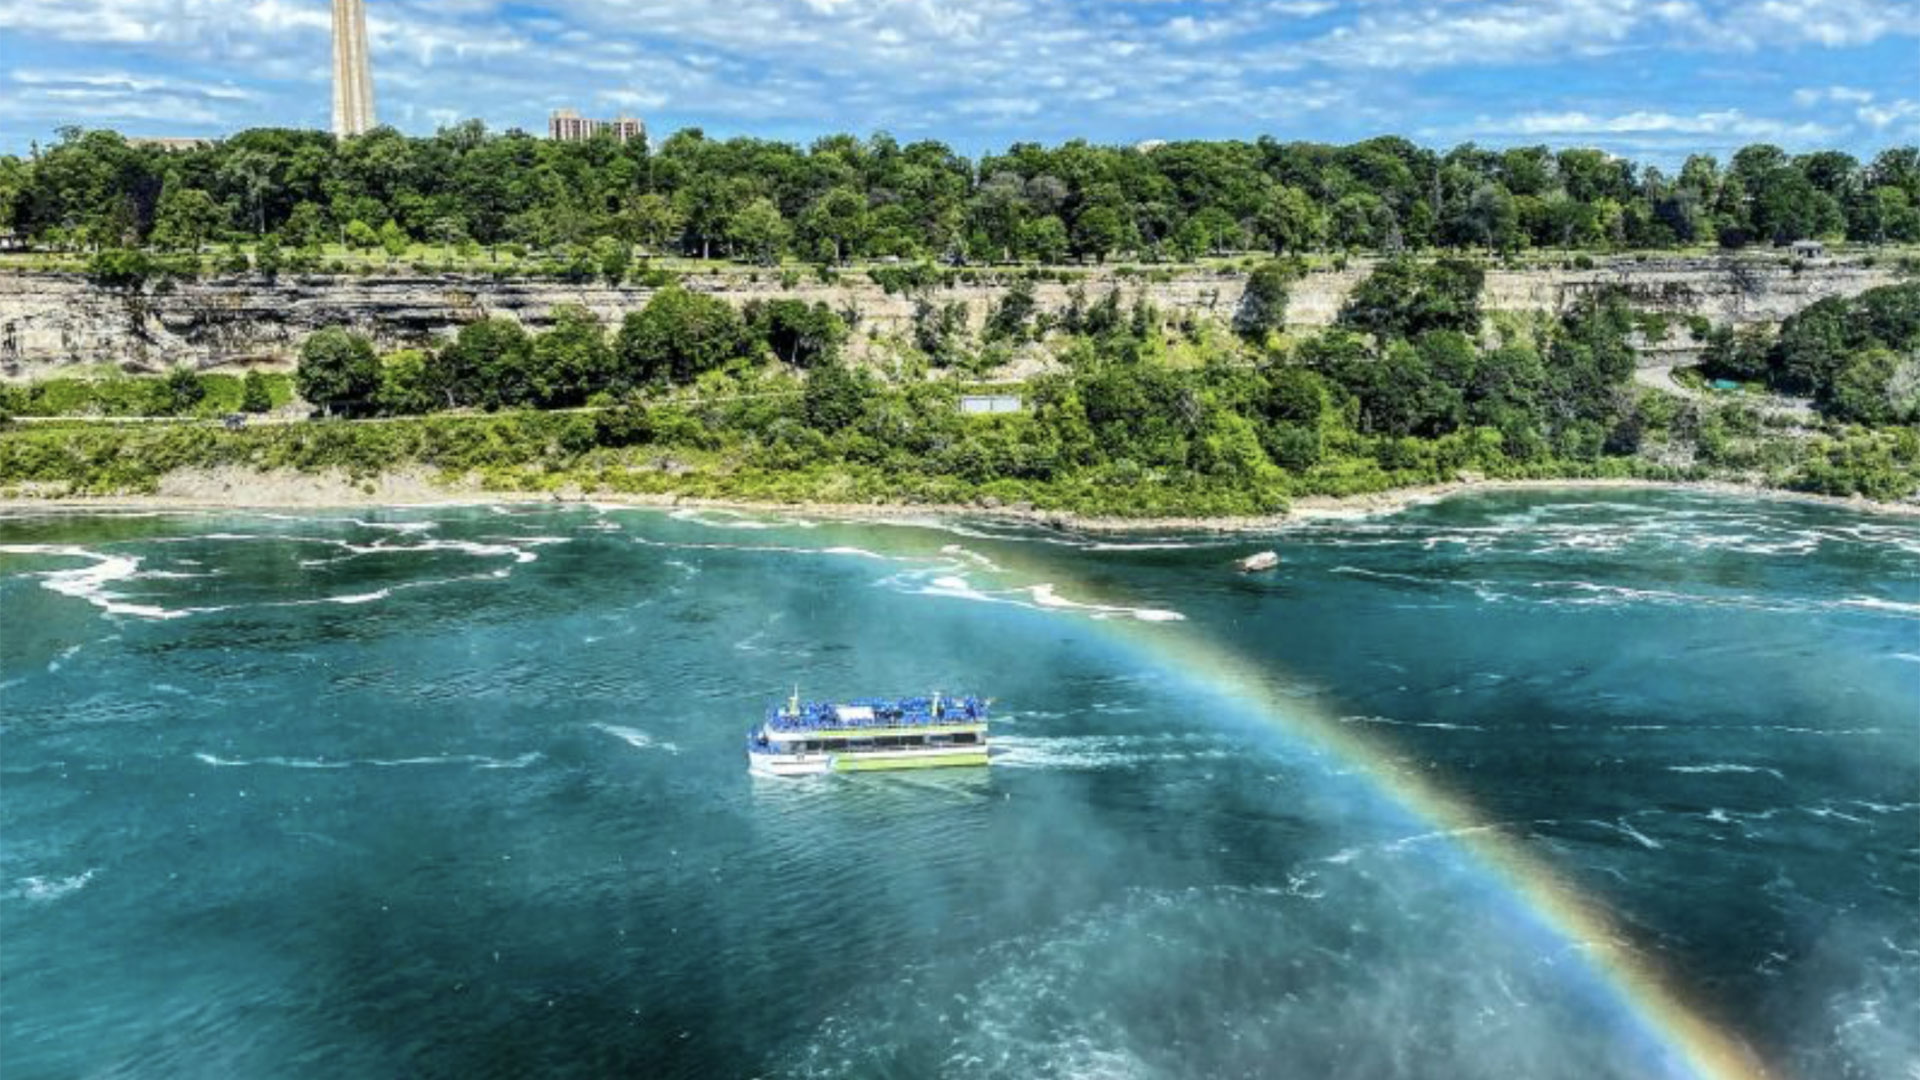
[749, 745, 989, 775]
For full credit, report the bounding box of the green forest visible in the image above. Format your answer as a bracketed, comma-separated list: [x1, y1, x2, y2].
[5, 262, 1916, 508]
[4, 124, 1919, 268]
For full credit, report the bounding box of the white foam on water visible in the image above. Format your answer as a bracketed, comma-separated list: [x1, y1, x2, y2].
[370, 753, 543, 769]
[1839, 596, 1920, 617]
[474, 753, 544, 769]
[1802, 804, 1871, 824]
[327, 589, 393, 605]
[939, 544, 1004, 572]
[1, 544, 206, 620]
[991, 733, 1232, 771]
[632, 536, 897, 562]
[1026, 584, 1185, 623]
[1667, 763, 1787, 781]
[1607, 818, 1664, 850]
[592, 723, 681, 754]
[904, 570, 1186, 624]
[668, 508, 780, 530]
[348, 519, 437, 535]
[195, 751, 540, 769]
[1083, 539, 1227, 552]
[9, 869, 97, 903]
[1338, 715, 1484, 732]
[196, 752, 349, 769]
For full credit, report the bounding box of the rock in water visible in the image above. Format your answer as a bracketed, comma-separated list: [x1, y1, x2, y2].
[1237, 551, 1280, 573]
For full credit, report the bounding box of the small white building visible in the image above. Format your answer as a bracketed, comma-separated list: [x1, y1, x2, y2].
[960, 394, 1024, 416]
[1789, 239, 1825, 259]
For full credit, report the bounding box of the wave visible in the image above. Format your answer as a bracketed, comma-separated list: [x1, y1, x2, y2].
[1, 544, 208, 620]
[347, 519, 437, 535]
[326, 589, 393, 605]
[1667, 763, 1787, 781]
[194, 751, 541, 770]
[592, 723, 681, 754]
[1339, 715, 1487, 732]
[8, 869, 98, 903]
[631, 536, 896, 563]
[991, 733, 1233, 770]
[1839, 596, 1920, 617]
[667, 507, 784, 530]
[899, 569, 1184, 623]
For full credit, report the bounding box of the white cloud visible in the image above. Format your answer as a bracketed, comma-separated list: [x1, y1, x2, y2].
[1473, 108, 1845, 145]
[1857, 100, 1920, 132]
[1794, 86, 1877, 107]
[0, 0, 1912, 152]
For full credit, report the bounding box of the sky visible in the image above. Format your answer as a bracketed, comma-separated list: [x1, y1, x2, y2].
[0, 0, 1916, 165]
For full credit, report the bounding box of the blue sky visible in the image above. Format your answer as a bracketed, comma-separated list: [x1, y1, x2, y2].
[1, 0, 1915, 164]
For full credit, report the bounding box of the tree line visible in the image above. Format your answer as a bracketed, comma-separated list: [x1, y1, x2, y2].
[295, 289, 846, 416]
[4, 124, 1918, 267]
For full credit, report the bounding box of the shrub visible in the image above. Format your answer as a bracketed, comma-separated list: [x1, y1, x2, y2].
[241, 371, 274, 414]
[86, 249, 153, 288]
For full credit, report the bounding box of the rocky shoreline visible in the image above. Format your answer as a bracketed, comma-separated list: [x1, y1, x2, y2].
[3, 469, 1914, 530]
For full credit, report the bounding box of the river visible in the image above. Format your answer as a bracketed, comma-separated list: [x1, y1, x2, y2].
[1, 491, 1914, 1078]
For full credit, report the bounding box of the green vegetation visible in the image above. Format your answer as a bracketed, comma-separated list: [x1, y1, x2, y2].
[0, 371, 293, 419]
[1698, 282, 1920, 425]
[5, 126, 1916, 278]
[6, 259, 1916, 509]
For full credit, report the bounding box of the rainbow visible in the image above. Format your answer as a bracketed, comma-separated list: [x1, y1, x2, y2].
[644, 507, 1778, 1077]
[1103, 619, 1775, 1080]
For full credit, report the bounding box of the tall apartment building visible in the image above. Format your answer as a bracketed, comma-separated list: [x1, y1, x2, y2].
[548, 109, 645, 144]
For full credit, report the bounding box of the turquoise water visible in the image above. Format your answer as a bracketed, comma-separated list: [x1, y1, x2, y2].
[2, 492, 1915, 1078]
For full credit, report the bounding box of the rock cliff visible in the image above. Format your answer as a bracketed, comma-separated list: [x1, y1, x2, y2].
[0, 255, 1903, 378]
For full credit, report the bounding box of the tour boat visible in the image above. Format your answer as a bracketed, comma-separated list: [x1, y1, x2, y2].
[747, 692, 991, 775]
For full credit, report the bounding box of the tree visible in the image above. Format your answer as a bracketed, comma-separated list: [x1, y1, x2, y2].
[913, 298, 970, 365]
[345, 219, 379, 251]
[984, 279, 1037, 342]
[1255, 185, 1324, 254]
[151, 184, 223, 253]
[1071, 205, 1131, 263]
[1233, 260, 1294, 343]
[801, 186, 869, 263]
[749, 299, 846, 368]
[378, 219, 409, 261]
[614, 286, 750, 385]
[1329, 193, 1383, 251]
[158, 366, 208, 416]
[727, 197, 790, 266]
[255, 233, 283, 279]
[593, 236, 631, 284]
[240, 370, 274, 414]
[433, 317, 534, 408]
[1023, 215, 1070, 263]
[1337, 257, 1486, 342]
[804, 362, 872, 432]
[618, 192, 683, 252]
[281, 201, 328, 249]
[527, 306, 614, 407]
[374, 349, 439, 415]
[1826, 347, 1905, 424]
[1174, 208, 1241, 260]
[295, 327, 380, 416]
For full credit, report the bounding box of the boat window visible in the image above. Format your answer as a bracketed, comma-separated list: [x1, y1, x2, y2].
[950, 732, 977, 745]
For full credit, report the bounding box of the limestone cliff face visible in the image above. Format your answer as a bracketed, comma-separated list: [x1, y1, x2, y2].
[0, 255, 1903, 378]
